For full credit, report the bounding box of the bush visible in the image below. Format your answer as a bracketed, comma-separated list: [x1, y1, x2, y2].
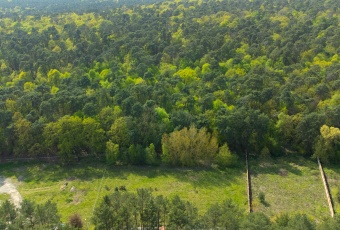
[69, 213, 83, 229]
[258, 192, 266, 204]
[214, 144, 238, 168]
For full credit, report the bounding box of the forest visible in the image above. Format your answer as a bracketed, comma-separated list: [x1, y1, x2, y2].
[0, 0, 339, 166]
[0, 0, 339, 165]
[0, 0, 339, 228]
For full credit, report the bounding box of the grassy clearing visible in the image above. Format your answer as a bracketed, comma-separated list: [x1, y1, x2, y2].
[0, 162, 247, 224]
[250, 156, 329, 221]
[0, 156, 336, 226]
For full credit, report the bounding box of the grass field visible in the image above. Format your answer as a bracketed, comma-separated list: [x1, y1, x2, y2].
[0, 162, 248, 225]
[0, 156, 337, 226]
[323, 164, 340, 214]
[250, 156, 330, 221]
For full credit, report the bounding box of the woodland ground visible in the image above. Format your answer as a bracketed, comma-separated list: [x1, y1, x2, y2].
[0, 156, 337, 225]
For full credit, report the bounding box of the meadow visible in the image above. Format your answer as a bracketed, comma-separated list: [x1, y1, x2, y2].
[0, 156, 337, 226]
[0, 161, 247, 225]
[250, 156, 330, 221]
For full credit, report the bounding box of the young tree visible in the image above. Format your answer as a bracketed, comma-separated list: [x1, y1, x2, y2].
[162, 126, 218, 167]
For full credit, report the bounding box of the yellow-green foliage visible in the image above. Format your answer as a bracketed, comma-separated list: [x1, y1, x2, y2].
[175, 67, 199, 84]
[162, 126, 218, 167]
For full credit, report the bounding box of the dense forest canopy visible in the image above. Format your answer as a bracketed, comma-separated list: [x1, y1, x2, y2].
[0, 0, 339, 165]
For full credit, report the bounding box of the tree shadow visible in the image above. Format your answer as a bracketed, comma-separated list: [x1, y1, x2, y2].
[250, 156, 310, 177]
[0, 161, 245, 189]
[104, 165, 245, 189]
[261, 200, 271, 207]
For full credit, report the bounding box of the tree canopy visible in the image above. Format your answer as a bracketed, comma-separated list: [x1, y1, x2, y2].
[0, 0, 338, 165]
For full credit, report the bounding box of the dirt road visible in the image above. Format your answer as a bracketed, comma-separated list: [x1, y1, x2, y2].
[0, 176, 22, 208]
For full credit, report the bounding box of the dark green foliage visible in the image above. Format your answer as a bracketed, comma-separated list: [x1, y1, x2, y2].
[203, 199, 242, 229]
[240, 212, 272, 230]
[0, 200, 17, 223]
[68, 213, 83, 229]
[92, 190, 200, 230]
[286, 214, 315, 230]
[0, 199, 62, 229]
[258, 192, 266, 204]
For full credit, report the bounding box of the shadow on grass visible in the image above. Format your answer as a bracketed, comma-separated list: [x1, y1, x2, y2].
[0, 161, 245, 189]
[249, 155, 319, 177]
[261, 200, 271, 207]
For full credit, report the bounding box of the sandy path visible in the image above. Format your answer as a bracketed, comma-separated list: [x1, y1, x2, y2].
[0, 176, 22, 208]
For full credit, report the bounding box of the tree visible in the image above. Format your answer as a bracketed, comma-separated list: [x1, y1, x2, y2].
[216, 107, 270, 155]
[20, 199, 36, 228]
[168, 195, 190, 229]
[82, 117, 106, 156]
[203, 199, 242, 229]
[145, 143, 158, 165]
[296, 112, 325, 155]
[162, 125, 218, 167]
[0, 200, 17, 223]
[0, 199, 62, 229]
[106, 141, 119, 165]
[313, 125, 340, 162]
[44, 116, 84, 162]
[108, 116, 135, 148]
[286, 214, 315, 230]
[240, 212, 272, 230]
[34, 200, 61, 228]
[92, 196, 115, 230]
[12, 112, 33, 156]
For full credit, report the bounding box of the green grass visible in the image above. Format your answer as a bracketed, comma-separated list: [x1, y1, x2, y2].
[322, 163, 340, 214]
[0, 162, 247, 225]
[250, 156, 329, 221]
[0, 156, 337, 226]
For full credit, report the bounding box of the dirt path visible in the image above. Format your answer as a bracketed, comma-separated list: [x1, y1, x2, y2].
[0, 176, 22, 208]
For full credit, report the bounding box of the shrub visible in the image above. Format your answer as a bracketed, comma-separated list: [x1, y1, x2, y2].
[69, 213, 83, 229]
[215, 144, 238, 168]
[258, 192, 266, 204]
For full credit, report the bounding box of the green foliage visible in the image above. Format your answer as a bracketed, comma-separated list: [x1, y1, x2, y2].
[108, 117, 134, 148]
[203, 199, 242, 229]
[0, 200, 16, 223]
[240, 212, 272, 230]
[145, 143, 158, 165]
[286, 214, 315, 230]
[214, 143, 238, 168]
[0, 199, 62, 229]
[0, 0, 339, 166]
[68, 213, 83, 229]
[106, 141, 119, 165]
[44, 115, 105, 162]
[162, 126, 218, 167]
[313, 125, 340, 162]
[258, 192, 266, 204]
